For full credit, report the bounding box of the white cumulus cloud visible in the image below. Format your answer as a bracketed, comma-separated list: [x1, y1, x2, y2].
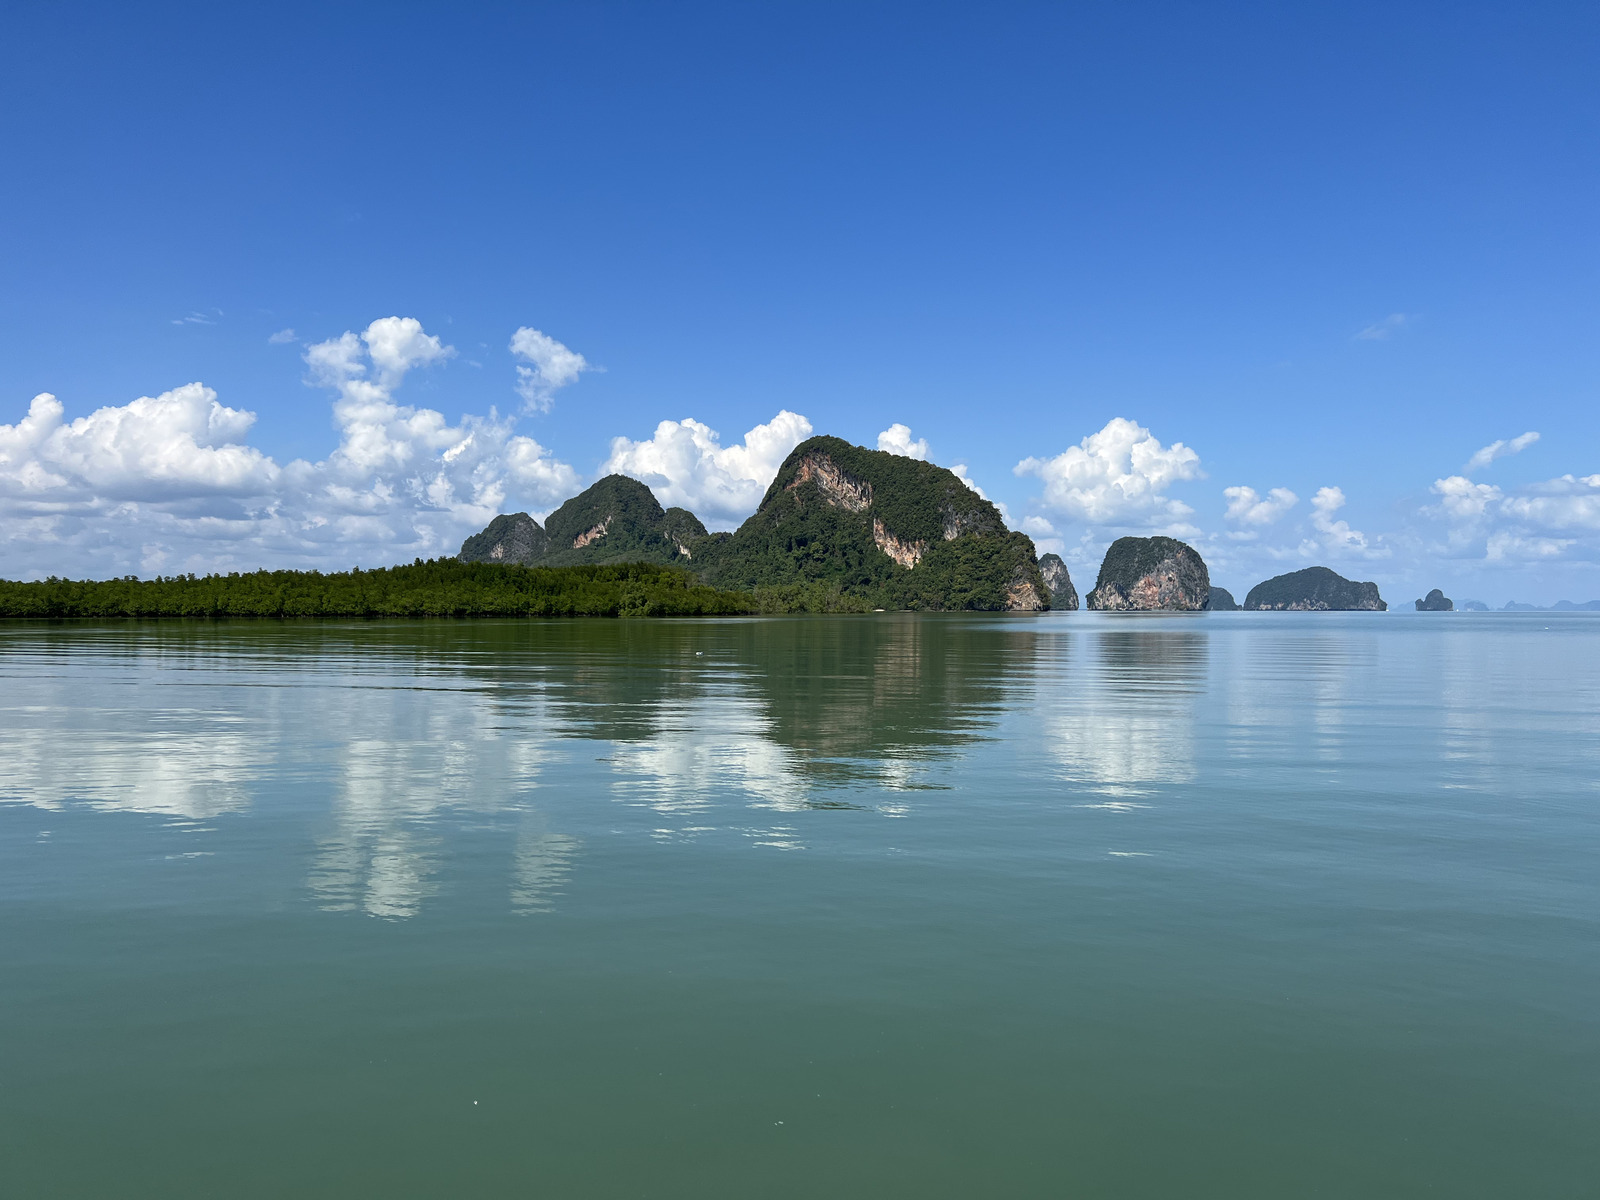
[1464, 431, 1539, 473]
[510, 326, 590, 412]
[0, 385, 279, 504]
[1426, 469, 1600, 567]
[876, 423, 929, 460]
[1305, 485, 1384, 557]
[602, 411, 813, 529]
[1014, 417, 1201, 526]
[1499, 474, 1600, 532]
[362, 316, 454, 384]
[1431, 475, 1502, 520]
[0, 317, 579, 578]
[1223, 485, 1298, 526]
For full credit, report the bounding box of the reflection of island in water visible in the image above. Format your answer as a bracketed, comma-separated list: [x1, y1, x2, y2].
[1, 615, 1213, 919]
[488, 618, 1049, 813]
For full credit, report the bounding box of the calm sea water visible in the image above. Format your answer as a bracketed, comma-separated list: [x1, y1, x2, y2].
[1, 612, 1597, 1198]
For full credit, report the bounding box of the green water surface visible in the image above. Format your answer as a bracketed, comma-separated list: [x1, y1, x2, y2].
[1, 613, 1596, 1197]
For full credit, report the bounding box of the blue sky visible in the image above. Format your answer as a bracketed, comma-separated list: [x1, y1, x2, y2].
[1, 2, 1596, 603]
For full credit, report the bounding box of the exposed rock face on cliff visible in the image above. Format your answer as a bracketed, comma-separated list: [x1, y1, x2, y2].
[692, 435, 1048, 611]
[1415, 588, 1453, 611]
[457, 475, 707, 569]
[1037, 553, 1079, 610]
[1086, 537, 1210, 611]
[457, 512, 550, 565]
[1244, 566, 1386, 611]
[1208, 586, 1239, 611]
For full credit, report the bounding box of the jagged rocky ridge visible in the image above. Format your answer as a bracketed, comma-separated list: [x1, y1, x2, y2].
[1087, 537, 1210, 611]
[1245, 566, 1386, 611]
[460, 438, 1049, 611]
[1037, 553, 1079, 610]
[459, 475, 707, 569]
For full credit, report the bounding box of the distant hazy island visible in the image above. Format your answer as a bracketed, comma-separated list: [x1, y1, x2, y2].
[0, 432, 1453, 620]
[1468, 599, 1600, 612]
[1244, 566, 1386, 611]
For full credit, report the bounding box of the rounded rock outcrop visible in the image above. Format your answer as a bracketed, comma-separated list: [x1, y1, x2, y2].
[1086, 537, 1210, 611]
[1414, 588, 1453, 611]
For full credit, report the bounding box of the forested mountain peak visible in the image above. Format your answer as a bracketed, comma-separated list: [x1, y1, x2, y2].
[697, 436, 1046, 610]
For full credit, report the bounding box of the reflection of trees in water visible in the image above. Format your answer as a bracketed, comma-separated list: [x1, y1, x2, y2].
[455, 617, 1042, 811]
[727, 616, 1040, 789]
[1047, 621, 1208, 792]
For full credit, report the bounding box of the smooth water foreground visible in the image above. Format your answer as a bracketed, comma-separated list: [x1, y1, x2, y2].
[1, 612, 1596, 1198]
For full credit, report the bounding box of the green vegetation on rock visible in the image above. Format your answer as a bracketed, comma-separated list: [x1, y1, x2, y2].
[690, 436, 1048, 611]
[1038, 553, 1079, 610]
[1244, 566, 1386, 611]
[541, 475, 707, 566]
[0, 560, 756, 619]
[1208, 586, 1239, 611]
[1087, 536, 1210, 611]
[1414, 588, 1453, 611]
[456, 512, 549, 564]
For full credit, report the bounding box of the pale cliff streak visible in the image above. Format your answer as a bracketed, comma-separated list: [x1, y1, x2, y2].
[1005, 568, 1046, 611]
[787, 452, 873, 512]
[572, 517, 612, 549]
[872, 518, 926, 569]
[942, 508, 985, 540]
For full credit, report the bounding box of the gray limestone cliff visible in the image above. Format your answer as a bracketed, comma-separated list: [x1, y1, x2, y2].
[1037, 553, 1079, 610]
[1086, 537, 1210, 611]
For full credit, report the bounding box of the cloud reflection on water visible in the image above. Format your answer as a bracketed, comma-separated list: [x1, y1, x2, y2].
[1043, 622, 1206, 795]
[0, 718, 263, 820]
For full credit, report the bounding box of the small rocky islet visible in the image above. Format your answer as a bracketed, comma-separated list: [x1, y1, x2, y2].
[457, 434, 1400, 614]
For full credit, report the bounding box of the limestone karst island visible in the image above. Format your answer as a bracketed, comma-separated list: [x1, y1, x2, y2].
[0, 434, 1402, 618]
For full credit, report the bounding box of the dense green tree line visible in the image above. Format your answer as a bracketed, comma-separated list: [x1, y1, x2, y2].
[0, 559, 759, 619]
